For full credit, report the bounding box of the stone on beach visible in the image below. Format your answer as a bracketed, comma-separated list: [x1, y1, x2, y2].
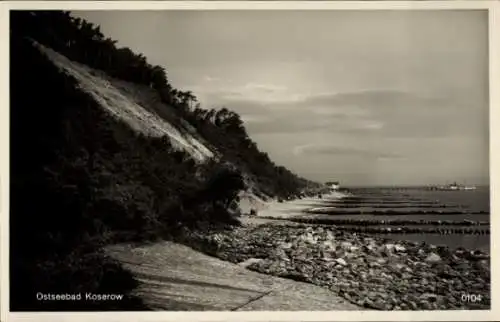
[335, 258, 347, 266]
[204, 191, 490, 311]
[395, 245, 407, 252]
[425, 253, 442, 263]
[237, 257, 264, 268]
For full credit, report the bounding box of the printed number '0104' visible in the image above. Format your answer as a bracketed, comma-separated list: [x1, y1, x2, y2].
[461, 294, 482, 302]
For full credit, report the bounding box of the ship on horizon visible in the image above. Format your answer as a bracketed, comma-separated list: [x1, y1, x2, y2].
[429, 182, 477, 191]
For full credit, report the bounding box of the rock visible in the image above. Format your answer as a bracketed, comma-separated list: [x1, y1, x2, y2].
[420, 301, 432, 310]
[367, 291, 378, 300]
[343, 293, 353, 302]
[294, 253, 309, 262]
[325, 229, 335, 240]
[280, 271, 310, 283]
[279, 241, 293, 250]
[438, 266, 458, 279]
[321, 252, 335, 262]
[400, 302, 409, 310]
[300, 232, 318, 245]
[334, 264, 344, 270]
[406, 240, 420, 247]
[335, 258, 347, 266]
[321, 239, 335, 250]
[409, 301, 419, 310]
[354, 257, 366, 265]
[436, 245, 453, 258]
[420, 293, 438, 302]
[389, 263, 407, 273]
[453, 262, 470, 271]
[395, 244, 407, 252]
[345, 252, 358, 259]
[238, 257, 264, 268]
[340, 241, 353, 249]
[475, 260, 490, 275]
[385, 243, 396, 251]
[429, 244, 438, 251]
[272, 247, 290, 261]
[363, 298, 376, 308]
[380, 272, 391, 279]
[425, 252, 442, 263]
[374, 299, 386, 310]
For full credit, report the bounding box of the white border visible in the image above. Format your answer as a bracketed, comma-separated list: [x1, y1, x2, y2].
[1, 1, 499, 321]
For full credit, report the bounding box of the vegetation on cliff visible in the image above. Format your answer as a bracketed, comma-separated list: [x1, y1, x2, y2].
[10, 10, 317, 310]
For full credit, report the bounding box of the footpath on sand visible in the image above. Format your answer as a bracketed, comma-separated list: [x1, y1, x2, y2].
[105, 192, 362, 311]
[105, 241, 361, 311]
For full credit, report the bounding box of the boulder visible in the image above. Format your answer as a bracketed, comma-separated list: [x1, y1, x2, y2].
[321, 239, 335, 250]
[273, 248, 290, 262]
[238, 257, 264, 268]
[395, 244, 407, 252]
[279, 241, 293, 250]
[321, 252, 335, 262]
[385, 243, 396, 251]
[335, 258, 347, 266]
[340, 241, 353, 249]
[425, 252, 442, 263]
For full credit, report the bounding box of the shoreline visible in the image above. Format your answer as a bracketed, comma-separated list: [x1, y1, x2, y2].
[239, 191, 350, 221]
[103, 188, 491, 311]
[189, 188, 491, 310]
[196, 222, 490, 310]
[241, 188, 490, 252]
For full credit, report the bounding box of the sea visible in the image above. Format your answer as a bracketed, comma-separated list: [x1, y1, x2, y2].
[316, 186, 490, 251]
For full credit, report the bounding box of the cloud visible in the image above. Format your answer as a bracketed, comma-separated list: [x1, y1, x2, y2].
[292, 144, 405, 161]
[240, 114, 271, 124]
[310, 105, 369, 117]
[303, 90, 429, 108]
[294, 90, 485, 138]
[199, 89, 485, 140]
[244, 82, 288, 93]
[204, 75, 221, 82]
[208, 82, 293, 103]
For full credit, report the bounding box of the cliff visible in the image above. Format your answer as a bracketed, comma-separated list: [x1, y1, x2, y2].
[9, 10, 320, 310]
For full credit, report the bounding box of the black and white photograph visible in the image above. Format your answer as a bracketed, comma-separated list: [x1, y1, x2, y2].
[3, 1, 499, 320]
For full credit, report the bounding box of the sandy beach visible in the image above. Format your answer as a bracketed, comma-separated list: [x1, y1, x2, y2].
[238, 191, 348, 224]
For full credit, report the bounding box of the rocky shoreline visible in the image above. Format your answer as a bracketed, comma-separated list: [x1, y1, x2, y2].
[260, 216, 489, 226]
[194, 223, 490, 310]
[305, 209, 489, 215]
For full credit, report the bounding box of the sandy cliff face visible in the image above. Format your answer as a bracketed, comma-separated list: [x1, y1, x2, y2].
[33, 41, 277, 212]
[34, 41, 215, 163]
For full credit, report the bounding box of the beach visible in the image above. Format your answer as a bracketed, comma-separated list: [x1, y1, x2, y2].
[190, 189, 491, 310]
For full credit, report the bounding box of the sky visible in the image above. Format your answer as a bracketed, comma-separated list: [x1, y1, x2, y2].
[75, 10, 489, 186]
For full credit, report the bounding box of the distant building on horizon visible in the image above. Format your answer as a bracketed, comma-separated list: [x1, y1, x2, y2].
[325, 181, 340, 191]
